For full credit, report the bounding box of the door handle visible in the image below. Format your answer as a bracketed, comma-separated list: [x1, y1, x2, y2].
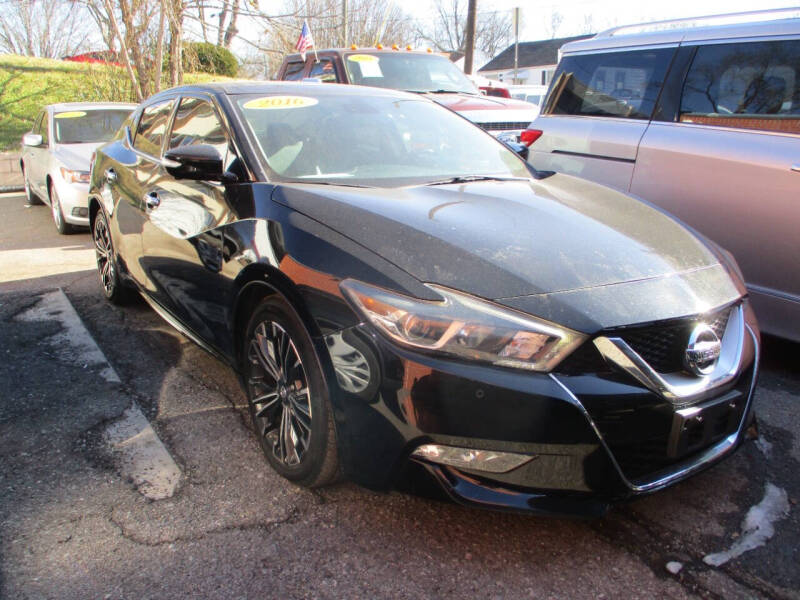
[792, 164, 800, 173]
[144, 191, 161, 210]
[104, 168, 117, 183]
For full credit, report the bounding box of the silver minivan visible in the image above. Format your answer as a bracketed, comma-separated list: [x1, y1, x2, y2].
[525, 9, 800, 342]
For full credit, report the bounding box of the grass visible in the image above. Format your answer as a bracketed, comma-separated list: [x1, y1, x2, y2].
[0, 54, 235, 152]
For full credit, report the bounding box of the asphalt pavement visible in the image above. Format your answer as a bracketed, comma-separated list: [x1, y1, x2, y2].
[1, 192, 798, 599]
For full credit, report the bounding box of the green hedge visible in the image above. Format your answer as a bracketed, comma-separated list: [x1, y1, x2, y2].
[0, 54, 234, 151]
[183, 42, 239, 77]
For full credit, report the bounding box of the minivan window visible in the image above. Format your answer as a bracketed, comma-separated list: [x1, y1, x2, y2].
[283, 61, 306, 81]
[680, 40, 800, 135]
[543, 48, 674, 120]
[133, 99, 175, 156]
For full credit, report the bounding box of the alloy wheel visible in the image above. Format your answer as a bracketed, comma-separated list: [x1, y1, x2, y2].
[93, 214, 115, 296]
[248, 321, 313, 466]
[51, 189, 63, 228]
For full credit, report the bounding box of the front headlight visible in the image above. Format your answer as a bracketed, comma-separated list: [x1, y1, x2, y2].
[60, 167, 90, 184]
[340, 279, 585, 371]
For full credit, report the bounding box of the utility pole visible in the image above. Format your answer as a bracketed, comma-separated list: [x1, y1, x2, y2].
[343, 0, 348, 46]
[463, 0, 477, 74]
[513, 7, 520, 84]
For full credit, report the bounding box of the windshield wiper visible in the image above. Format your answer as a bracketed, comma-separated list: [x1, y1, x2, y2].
[423, 175, 528, 186]
[405, 89, 476, 95]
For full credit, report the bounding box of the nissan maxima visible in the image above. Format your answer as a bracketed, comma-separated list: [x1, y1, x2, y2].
[87, 82, 759, 516]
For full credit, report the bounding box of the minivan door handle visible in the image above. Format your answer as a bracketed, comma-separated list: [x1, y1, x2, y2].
[144, 191, 161, 210]
[791, 164, 800, 173]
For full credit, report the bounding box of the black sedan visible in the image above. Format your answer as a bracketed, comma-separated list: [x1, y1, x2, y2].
[88, 82, 759, 516]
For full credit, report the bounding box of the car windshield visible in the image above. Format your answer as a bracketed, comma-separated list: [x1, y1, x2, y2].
[342, 52, 478, 94]
[236, 92, 530, 187]
[53, 109, 132, 144]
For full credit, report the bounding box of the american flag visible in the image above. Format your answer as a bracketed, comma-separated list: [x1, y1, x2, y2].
[295, 20, 315, 61]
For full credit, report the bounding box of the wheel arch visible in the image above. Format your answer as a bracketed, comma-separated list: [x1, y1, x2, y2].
[231, 264, 327, 370]
[88, 195, 102, 228]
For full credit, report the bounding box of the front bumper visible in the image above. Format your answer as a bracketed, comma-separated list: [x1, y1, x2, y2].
[324, 303, 759, 517]
[53, 178, 90, 226]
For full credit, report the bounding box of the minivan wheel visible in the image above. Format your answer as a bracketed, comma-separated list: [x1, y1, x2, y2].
[50, 186, 74, 234]
[92, 209, 132, 304]
[244, 297, 339, 488]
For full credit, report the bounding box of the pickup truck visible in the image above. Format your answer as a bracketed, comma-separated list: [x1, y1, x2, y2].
[276, 48, 538, 143]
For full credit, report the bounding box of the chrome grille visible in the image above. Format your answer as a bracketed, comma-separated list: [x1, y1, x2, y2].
[617, 306, 732, 374]
[476, 121, 530, 131]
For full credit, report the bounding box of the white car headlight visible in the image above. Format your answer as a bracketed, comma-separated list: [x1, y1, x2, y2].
[340, 279, 585, 372]
[60, 167, 90, 184]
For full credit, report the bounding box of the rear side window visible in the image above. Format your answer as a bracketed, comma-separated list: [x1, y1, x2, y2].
[133, 99, 175, 156]
[680, 40, 800, 135]
[308, 58, 338, 82]
[283, 61, 306, 81]
[544, 48, 674, 120]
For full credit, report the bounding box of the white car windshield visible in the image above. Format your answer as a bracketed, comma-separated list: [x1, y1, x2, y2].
[54, 109, 132, 144]
[236, 92, 530, 187]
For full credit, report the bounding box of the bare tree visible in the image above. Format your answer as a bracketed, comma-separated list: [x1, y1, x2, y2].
[415, 0, 512, 59]
[581, 14, 595, 35]
[84, 0, 177, 100]
[544, 11, 563, 39]
[0, 0, 93, 58]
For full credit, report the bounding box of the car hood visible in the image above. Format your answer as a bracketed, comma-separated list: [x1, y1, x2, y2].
[426, 92, 534, 111]
[53, 142, 102, 171]
[426, 93, 537, 124]
[272, 175, 741, 331]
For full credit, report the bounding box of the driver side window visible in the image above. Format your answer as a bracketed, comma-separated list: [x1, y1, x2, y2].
[168, 96, 240, 174]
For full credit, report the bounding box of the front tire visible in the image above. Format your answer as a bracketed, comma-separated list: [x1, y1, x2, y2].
[50, 185, 74, 235]
[92, 209, 132, 304]
[244, 297, 339, 488]
[22, 164, 43, 205]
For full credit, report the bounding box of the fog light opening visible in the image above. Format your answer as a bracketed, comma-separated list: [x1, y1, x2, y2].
[411, 443, 535, 474]
[71, 207, 88, 217]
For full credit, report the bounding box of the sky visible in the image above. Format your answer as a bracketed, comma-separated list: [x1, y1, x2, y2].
[226, 0, 799, 69]
[403, 0, 800, 42]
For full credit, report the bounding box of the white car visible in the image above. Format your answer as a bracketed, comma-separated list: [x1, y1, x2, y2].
[21, 102, 136, 234]
[508, 84, 549, 108]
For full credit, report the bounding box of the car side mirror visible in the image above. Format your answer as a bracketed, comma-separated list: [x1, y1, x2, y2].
[503, 141, 529, 161]
[164, 144, 236, 183]
[23, 133, 43, 147]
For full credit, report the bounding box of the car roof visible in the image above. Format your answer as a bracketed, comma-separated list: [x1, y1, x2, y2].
[146, 80, 421, 100]
[48, 102, 138, 112]
[283, 48, 445, 61]
[562, 10, 800, 54]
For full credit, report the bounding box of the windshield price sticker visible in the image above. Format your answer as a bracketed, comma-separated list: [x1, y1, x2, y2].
[243, 96, 318, 110]
[347, 54, 379, 63]
[54, 111, 87, 119]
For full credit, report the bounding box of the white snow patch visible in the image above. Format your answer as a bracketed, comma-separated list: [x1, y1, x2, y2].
[104, 404, 181, 500]
[666, 561, 683, 575]
[703, 483, 790, 567]
[16, 289, 120, 382]
[755, 437, 773, 458]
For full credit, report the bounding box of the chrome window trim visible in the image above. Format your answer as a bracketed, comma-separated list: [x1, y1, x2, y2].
[593, 304, 747, 406]
[561, 42, 680, 56]
[646, 120, 800, 139]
